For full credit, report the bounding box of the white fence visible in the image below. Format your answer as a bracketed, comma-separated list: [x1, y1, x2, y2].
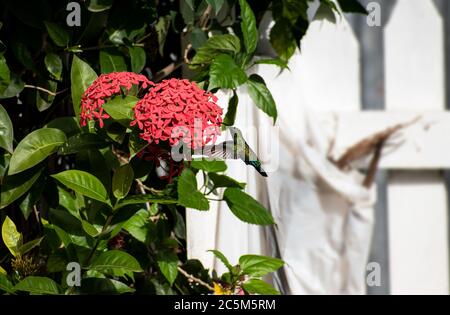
[290, 0, 450, 294]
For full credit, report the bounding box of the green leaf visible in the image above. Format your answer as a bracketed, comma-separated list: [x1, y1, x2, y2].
[208, 249, 233, 272]
[128, 132, 148, 159]
[44, 22, 69, 47]
[112, 164, 134, 199]
[242, 279, 280, 295]
[0, 73, 24, 100]
[2, 216, 22, 257]
[123, 209, 155, 243]
[0, 274, 14, 294]
[189, 28, 207, 49]
[129, 46, 146, 73]
[206, 0, 225, 14]
[116, 194, 177, 210]
[15, 276, 61, 295]
[270, 19, 297, 61]
[58, 133, 107, 155]
[18, 237, 44, 256]
[71, 55, 98, 118]
[246, 74, 277, 122]
[209, 173, 245, 189]
[191, 159, 227, 173]
[81, 220, 101, 237]
[337, 0, 368, 14]
[103, 95, 138, 127]
[191, 35, 241, 65]
[8, 128, 66, 175]
[254, 58, 288, 70]
[155, 15, 172, 56]
[239, 0, 258, 55]
[209, 54, 247, 90]
[157, 251, 179, 286]
[0, 167, 42, 209]
[223, 188, 274, 225]
[177, 169, 209, 210]
[45, 117, 81, 137]
[180, 0, 195, 25]
[81, 277, 135, 294]
[51, 170, 111, 206]
[239, 255, 284, 277]
[222, 91, 238, 127]
[87, 0, 113, 12]
[0, 57, 11, 94]
[100, 49, 127, 73]
[44, 53, 63, 81]
[90, 250, 143, 279]
[0, 104, 13, 153]
[35, 79, 57, 112]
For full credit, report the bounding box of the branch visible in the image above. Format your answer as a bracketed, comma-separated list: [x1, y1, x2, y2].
[24, 84, 67, 96]
[177, 266, 214, 291]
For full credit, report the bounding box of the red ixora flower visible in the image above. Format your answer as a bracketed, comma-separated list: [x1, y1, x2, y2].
[80, 72, 154, 128]
[131, 78, 223, 149]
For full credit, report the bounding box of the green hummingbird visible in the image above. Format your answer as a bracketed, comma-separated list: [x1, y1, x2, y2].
[203, 126, 268, 177]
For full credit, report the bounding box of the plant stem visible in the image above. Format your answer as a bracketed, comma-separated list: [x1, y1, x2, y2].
[177, 266, 214, 291]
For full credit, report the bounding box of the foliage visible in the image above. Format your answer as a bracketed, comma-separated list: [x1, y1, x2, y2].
[0, 0, 365, 294]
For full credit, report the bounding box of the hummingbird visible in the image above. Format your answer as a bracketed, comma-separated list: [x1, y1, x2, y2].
[203, 127, 268, 177]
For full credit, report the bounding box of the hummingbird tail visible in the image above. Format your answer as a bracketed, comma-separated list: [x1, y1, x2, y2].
[247, 161, 268, 177]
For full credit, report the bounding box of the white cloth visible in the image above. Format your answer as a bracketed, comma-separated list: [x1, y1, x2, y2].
[186, 52, 375, 295]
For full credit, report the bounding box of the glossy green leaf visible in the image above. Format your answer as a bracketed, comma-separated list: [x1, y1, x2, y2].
[15, 276, 61, 295]
[112, 164, 134, 199]
[44, 53, 63, 81]
[177, 169, 209, 210]
[36, 79, 57, 112]
[116, 194, 177, 210]
[0, 73, 24, 99]
[81, 278, 135, 294]
[0, 104, 13, 153]
[0, 274, 14, 294]
[223, 188, 274, 225]
[129, 46, 146, 73]
[0, 167, 42, 209]
[44, 22, 69, 47]
[8, 128, 66, 175]
[157, 251, 178, 286]
[45, 117, 81, 137]
[51, 170, 111, 206]
[239, 0, 258, 55]
[206, 0, 225, 14]
[90, 250, 143, 279]
[71, 55, 98, 118]
[100, 49, 127, 73]
[87, 0, 113, 12]
[239, 254, 284, 277]
[208, 249, 233, 272]
[254, 58, 288, 69]
[191, 159, 227, 173]
[270, 19, 297, 61]
[209, 54, 247, 90]
[156, 15, 171, 56]
[103, 95, 138, 127]
[0, 57, 11, 94]
[18, 237, 44, 256]
[58, 133, 108, 155]
[246, 74, 277, 122]
[191, 35, 241, 65]
[209, 173, 245, 189]
[81, 220, 101, 237]
[123, 209, 155, 243]
[2, 216, 22, 257]
[222, 91, 238, 127]
[242, 279, 280, 295]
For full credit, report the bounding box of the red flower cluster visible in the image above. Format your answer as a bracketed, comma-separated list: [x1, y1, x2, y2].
[130, 78, 223, 149]
[80, 72, 153, 128]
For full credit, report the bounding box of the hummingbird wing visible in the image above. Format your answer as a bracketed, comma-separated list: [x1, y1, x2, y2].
[202, 141, 237, 160]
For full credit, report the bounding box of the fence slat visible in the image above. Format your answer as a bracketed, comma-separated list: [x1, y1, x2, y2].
[384, 0, 449, 294]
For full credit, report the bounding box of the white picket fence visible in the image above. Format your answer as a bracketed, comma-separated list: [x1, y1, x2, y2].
[294, 0, 449, 294]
